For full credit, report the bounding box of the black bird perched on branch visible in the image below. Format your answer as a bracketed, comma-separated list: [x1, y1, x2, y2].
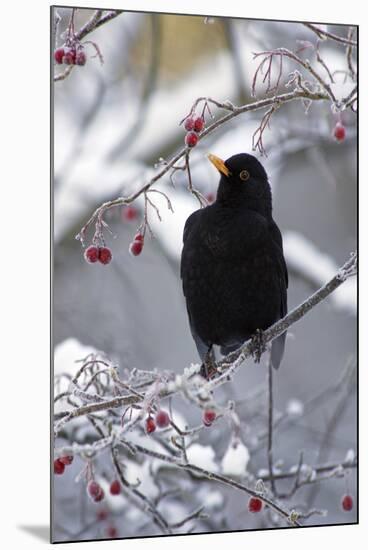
[180, 153, 288, 376]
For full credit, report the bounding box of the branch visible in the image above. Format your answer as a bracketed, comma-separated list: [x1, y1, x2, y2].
[54, 251, 357, 434]
[303, 23, 357, 47]
[252, 48, 337, 104]
[116, 439, 302, 526]
[260, 458, 357, 482]
[75, 89, 329, 245]
[74, 9, 123, 42]
[210, 251, 357, 385]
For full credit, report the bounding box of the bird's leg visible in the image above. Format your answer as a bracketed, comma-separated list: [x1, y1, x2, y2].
[251, 328, 267, 363]
[199, 346, 217, 379]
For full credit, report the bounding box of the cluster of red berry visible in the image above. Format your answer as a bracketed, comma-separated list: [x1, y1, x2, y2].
[87, 479, 123, 504]
[83, 231, 144, 265]
[84, 245, 113, 265]
[184, 114, 205, 148]
[54, 455, 73, 475]
[54, 45, 87, 66]
[145, 409, 171, 434]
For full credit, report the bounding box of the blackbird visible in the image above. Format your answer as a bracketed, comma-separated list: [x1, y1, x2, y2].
[180, 153, 288, 374]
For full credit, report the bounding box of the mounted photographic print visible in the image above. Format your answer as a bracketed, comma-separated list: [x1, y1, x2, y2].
[52, 5, 358, 543]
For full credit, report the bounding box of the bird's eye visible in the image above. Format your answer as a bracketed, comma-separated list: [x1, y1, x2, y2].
[239, 170, 250, 181]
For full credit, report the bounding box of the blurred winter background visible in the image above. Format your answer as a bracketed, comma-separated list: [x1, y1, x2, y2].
[53, 8, 357, 542]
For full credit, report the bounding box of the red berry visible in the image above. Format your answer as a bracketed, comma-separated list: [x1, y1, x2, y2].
[248, 497, 263, 513]
[87, 480, 104, 502]
[184, 117, 195, 131]
[129, 239, 143, 256]
[76, 50, 87, 66]
[98, 247, 113, 265]
[62, 48, 76, 65]
[342, 494, 353, 511]
[106, 525, 118, 538]
[54, 47, 65, 64]
[203, 409, 216, 427]
[110, 480, 121, 495]
[145, 416, 156, 434]
[84, 245, 99, 264]
[59, 455, 74, 465]
[193, 116, 205, 132]
[54, 459, 65, 475]
[334, 122, 346, 142]
[185, 132, 199, 148]
[97, 508, 108, 521]
[123, 206, 138, 221]
[155, 410, 170, 428]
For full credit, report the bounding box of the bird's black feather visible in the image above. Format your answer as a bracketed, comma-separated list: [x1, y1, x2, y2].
[181, 153, 288, 371]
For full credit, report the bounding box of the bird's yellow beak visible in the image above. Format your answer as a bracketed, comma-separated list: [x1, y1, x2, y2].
[207, 154, 231, 177]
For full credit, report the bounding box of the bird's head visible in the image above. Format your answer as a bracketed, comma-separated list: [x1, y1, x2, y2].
[208, 153, 272, 216]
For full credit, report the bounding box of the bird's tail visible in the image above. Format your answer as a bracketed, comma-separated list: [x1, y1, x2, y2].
[271, 331, 287, 369]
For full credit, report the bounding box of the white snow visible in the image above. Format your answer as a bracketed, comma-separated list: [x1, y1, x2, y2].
[286, 398, 304, 417]
[196, 486, 224, 509]
[221, 440, 250, 476]
[344, 448, 355, 463]
[186, 443, 219, 473]
[123, 459, 159, 500]
[283, 231, 356, 315]
[54, 337, 99, 377]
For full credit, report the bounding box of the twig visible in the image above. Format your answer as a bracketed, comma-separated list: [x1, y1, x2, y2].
[260, 458, 357, 482]
[118, 439, 301, 526]
[76, 88, 329, 245]
[303, 23, 357, 47]
[75, 10, 122, 41]
[169, 505, 206, 528]
[346, 27, 357, 82]
[252, 48, 337, 104]
[111, 447, 172, 534]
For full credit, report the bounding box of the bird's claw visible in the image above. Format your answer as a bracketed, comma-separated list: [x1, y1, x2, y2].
[199, 349, 218, 380]
[251, 329, 266, 363]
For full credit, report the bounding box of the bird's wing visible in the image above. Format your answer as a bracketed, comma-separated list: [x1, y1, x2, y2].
[180, 209, 210, 361]
[269, 220, 288, 369]
[180, 209, 201, 281]
[269, 220, 288, 292]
